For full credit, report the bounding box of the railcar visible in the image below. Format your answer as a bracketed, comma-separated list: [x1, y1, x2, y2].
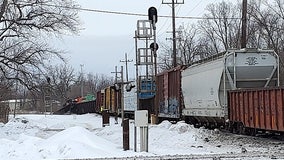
[55, 94, 96, 115]
[228, 87, 284, 135]
[156, 65, 185, 121]
[96, 86, 120, 115]
[181, 48, 279, 128]
[95, 82, 137, 118]
[124, 85, 137, 118]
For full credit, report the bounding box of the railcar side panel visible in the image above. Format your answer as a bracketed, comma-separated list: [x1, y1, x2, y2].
[104, 87, 119, 114]
[277, 90, 284, 130]
[124, 86, 137, 115]
[105, 87, 111, 111]
[253, 91, 260, 128]
[95, 90, 104, 113]
[71, 100, 96, 114]
[243, 92, 249, 128]
[157, 66, 183, 119]
[229, 88, 284, 132]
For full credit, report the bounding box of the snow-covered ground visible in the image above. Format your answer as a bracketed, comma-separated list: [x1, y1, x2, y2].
[0, 113, 284, 160]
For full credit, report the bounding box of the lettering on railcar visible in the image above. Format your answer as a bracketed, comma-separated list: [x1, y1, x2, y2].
[245, 57, 258, 65]
[205, 110, 211, 116]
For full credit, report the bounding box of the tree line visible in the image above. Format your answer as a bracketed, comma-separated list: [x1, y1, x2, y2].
[159, 0, 284, 76]
[0, 0, 113, 112]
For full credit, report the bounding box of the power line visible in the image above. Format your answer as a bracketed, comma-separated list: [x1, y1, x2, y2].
[185, 0, 203, 16]
[39, 3, 241, 20]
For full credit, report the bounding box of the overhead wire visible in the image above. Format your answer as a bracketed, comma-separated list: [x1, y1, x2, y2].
[38, 3, 241, 20]
[185, 0, 203, 16]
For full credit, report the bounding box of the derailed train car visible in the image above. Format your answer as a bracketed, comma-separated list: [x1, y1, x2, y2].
[181, 48, 279, 128]
[55, 94, 96, 115]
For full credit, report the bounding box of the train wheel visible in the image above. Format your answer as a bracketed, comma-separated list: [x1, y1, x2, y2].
[248, 128, 256, 136]
[228, 122, 234, 133]
[238, 123, 246, 135]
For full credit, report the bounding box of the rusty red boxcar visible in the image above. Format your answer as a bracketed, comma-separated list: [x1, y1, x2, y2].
[229, 87, 284, 134]
[156, 66, 185, 120]
[95, 90, 104, 113]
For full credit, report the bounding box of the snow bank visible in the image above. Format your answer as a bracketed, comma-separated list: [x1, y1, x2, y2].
[39, 126, 123, 159]
[0, 114, 283, 159]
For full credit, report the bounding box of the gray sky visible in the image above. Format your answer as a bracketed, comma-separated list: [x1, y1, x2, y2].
[59, 0, 237, 78]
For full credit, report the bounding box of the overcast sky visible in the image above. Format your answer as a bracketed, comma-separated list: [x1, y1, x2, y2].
[59, 0, 237, 78]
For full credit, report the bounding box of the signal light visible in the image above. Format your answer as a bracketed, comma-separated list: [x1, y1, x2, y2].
[126, 84, 135, 92]
[111, 84, 121, 92]
[150, 42, 159, 51]
[148, 7, 158, 24]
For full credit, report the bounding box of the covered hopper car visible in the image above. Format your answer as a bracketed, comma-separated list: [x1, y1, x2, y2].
[181, 48, 279, 128]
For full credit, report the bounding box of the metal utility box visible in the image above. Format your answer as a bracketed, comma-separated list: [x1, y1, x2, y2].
[135, 110, 148, 127]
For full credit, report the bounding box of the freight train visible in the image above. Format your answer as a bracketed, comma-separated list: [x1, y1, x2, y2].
[57, 48, 283, 135]
[131, 48, 281, 135]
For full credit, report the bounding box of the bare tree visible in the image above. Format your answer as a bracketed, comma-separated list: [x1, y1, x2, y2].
[46, 64, 76, 105]
[159, 24, 201, 69]
[85, 73, 98, 94]
[176, 24, 199, 65]
[0, 0, 80, 90]
[91, 73, 114, 93]
[65, 72, 114, 100]
[248, 1, 284, 52]
[158, 42, 175, 70]
[198, 1, 242, 52]
[0, 75, 13, 101]
[247, 0, 284, 84]
[159, 1, 242, 69]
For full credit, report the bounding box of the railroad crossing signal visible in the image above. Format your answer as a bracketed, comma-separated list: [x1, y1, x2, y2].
[148, 7, 158, 24]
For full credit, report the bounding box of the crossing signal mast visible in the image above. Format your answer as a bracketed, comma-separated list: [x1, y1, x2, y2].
[134, 6, 159, 152]
[162, 0, 184, 67]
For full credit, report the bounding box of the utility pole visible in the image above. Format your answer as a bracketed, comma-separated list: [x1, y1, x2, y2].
[111, 66, 119, 124]
[80, 64, 84, 97]
[241, 0, 247, 49]
[111, 66, 124, 125]
[120, 66, 124, 125]
[120, 53, 133, 82]
[162, 0, 184, 67]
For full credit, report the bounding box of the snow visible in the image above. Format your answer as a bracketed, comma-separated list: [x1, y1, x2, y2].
[0, 114, 284, 160]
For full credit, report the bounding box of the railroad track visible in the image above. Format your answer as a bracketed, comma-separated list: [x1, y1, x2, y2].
[68, 152, 284, 160]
